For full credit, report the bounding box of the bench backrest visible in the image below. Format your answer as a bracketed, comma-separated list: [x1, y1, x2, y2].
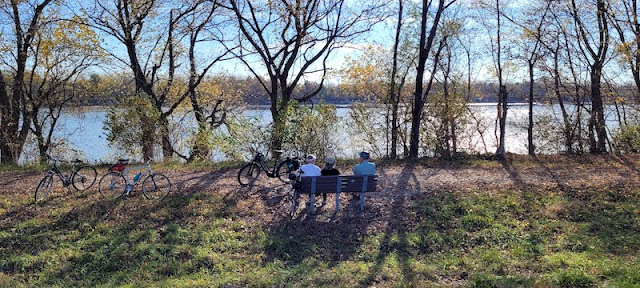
[299, 175, 378, 193]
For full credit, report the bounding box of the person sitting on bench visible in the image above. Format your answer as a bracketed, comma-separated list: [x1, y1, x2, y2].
[299, 154, 321, 176]
[352, 151, 375, 199]
[320, 156, 340, 204]
[353, 151, 375, 176]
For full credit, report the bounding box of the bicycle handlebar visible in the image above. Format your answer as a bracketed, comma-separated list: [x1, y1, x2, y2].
[45, 154, 84, 165]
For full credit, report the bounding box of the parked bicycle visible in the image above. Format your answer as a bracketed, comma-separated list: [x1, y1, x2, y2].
[34, 154, 97, 203]
[237, 150, 300, 186]
[98, 159, 172, 200]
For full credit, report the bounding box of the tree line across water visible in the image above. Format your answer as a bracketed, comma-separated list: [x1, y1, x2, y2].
[2, 0, 640, 165]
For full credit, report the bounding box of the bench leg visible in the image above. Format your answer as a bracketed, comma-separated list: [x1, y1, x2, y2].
[310, 192, 315, 214]
[336, 192, 340, 211]
[360, 191, 365, 212]
[290, 190, 299, 215]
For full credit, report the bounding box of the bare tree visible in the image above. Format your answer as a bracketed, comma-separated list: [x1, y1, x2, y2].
[389, 0, 404, 159]
[503, 2, 552, 156]
[178, 1, 238, 161]
[409, 0, 456, 158]
[568, 0, 610, 153]
[0, 0, 53, 164]
[540, 2, 584, 154]
[224, 0, 385, 151]
[493, 0, 508, 159]
[84, 0, 204, 161]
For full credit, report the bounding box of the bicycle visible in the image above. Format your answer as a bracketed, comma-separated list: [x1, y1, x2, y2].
[237, 150, 300, 186]
[98, 159, 172, 200]
[34, 154, 97, 203]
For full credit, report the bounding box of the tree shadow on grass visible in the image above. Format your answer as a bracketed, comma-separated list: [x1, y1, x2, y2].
[610, 154, 640, 178]
[500, 159, 526, 189]
[261, 185, 384, 266]
[260, 162, 440, 286]
[532, 155, 570, 193]
[0, 170, 41, 188]
[1, 169, 242, 286]
[564, 192, 640, 256]
[357, 162, 439, 287]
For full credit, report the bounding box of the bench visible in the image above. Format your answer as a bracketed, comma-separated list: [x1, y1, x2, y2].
[290, 175, 378, 214]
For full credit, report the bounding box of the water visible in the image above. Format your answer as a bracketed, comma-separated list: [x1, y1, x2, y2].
[18, 104, 636, 164]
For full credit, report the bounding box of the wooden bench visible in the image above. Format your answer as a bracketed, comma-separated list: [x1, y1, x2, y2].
[290, 175, 378, 214]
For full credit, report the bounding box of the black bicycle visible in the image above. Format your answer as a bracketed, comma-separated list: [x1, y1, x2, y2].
[237, 150, 300, 186]
[34, 154, 97, 203]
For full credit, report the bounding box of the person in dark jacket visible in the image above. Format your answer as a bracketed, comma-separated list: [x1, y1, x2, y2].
[320, 156, 340, 204]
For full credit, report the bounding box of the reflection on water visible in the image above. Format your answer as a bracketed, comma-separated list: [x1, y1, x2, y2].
[18, 104, 634, 164]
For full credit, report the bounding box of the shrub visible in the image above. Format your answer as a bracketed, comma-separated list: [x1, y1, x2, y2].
[612, 125, 640, 153]
[103, 96, 161, 159]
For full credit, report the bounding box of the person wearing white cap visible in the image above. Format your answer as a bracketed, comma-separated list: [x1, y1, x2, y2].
[298, 154, 321, 177]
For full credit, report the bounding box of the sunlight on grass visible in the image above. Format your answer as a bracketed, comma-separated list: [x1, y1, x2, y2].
[1, 157, 640, 286]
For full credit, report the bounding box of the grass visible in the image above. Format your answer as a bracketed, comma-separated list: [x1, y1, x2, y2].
[1, 156, 640, 287]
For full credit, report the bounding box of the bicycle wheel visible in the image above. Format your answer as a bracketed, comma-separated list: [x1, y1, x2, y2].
[142, 173, 172, 200]
[35, 175, 54, 203]
[237, 162, 261, 186]
[98, 172, 126, 199]
[276, 159, 296, 184]
[72, 165, 97, 191]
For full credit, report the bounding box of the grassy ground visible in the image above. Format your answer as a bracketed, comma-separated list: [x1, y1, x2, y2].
[1, 154, 639, 287]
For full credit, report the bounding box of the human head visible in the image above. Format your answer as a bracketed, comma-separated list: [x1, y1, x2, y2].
[306, 154, 316, 164]
[325, 156, 336, 166]
[358, 151, 370, 161]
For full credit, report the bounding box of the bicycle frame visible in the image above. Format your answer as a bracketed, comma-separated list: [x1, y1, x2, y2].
[119, 163, 153, 194]
[250, 152, 296, 178]
[47, 158, 75, 187]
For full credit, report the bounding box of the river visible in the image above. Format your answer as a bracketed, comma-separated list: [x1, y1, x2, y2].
[17, 104, 635, 164]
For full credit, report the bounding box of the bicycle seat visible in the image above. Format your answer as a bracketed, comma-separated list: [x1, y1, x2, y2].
[273, 150, 284, 154]
[71, 159, 83, 164]
[118, 158, 130, 163]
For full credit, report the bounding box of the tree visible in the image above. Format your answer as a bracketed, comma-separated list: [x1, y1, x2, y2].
[429, 19, 469, 158]
[179, 0, 238, 162]
[85, 0, 198, 161]
[610, 0, 640, 95]
[410, 0, 456, 158]
[540, 1, 586, 154]
[0, 0, 53, 164]
[493, 0, 508, 159]
[389, 0, 404, 159]
[224, 0, 384, 152]
[503, 2, 552, 156]
[568, 0, 610, 153]
[28, 18, 103, 161]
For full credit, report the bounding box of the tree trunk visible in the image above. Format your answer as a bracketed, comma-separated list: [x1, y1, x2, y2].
[270, 90, 284, 152]
[157, 109, 172, 161]
[528, 61, 535, 156]
[496, 85, 508, 158]
[140, 110, 155, 162]
[553, 51, 573, 153]
[494, 0, 506, 159]
[590, 63, 607, 153]
[389, 0, 403, 159]
[410, 0, 447, 158]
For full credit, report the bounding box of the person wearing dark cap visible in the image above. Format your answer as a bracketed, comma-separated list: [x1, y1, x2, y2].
[320, 156, 340, 205]
[353, 151, 375, 176]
